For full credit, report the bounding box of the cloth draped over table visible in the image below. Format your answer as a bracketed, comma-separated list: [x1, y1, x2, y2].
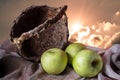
[0, 40, 120, 80]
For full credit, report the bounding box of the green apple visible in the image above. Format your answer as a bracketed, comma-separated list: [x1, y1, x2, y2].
[41, 48, 68, 74]
[72, 49, 103, 78]
[65, 43, 86, 65]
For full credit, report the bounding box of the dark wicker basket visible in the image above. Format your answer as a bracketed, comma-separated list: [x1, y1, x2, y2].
[10, 5, 69, 62]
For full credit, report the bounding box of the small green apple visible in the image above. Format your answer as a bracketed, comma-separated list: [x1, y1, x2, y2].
[65, 43, 86, 64]
[72, 49, 103, 78]
[41, 48, 68, 74]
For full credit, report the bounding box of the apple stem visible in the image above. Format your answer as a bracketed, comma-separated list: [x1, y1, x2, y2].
[92, 60, 98, 67]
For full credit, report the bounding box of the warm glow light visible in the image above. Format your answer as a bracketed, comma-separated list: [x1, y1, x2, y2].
[69, 21, 117, 48]
[69, 22, 90, 45]
[88, 34, 103, 47]
[69, 22, 83, 34]
[115, 11, 120, 16]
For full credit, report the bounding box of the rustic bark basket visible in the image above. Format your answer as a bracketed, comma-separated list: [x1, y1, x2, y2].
[10, 5, 69, 62]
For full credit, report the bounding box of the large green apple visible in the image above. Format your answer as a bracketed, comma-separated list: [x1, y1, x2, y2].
[72, 49, 103, 78]
[65, 43, 86, 65]
[41, 48, 68, 74]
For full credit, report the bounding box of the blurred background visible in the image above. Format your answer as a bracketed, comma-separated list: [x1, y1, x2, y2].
[0, 0, 120, 48]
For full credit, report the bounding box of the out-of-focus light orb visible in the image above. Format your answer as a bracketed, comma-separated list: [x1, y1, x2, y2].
[115, 11, 120, 16]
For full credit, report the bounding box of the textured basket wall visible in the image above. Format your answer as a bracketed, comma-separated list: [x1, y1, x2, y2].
[10, 5, 69, 62]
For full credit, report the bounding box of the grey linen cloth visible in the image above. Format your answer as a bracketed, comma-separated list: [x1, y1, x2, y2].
[0, 40, 119, 80]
